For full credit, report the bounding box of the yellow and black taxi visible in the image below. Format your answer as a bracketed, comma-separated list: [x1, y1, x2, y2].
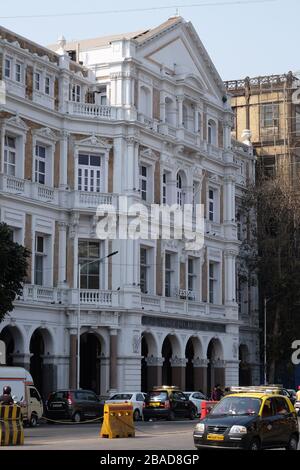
[143, 386, 197, 421]
[193, 387, 299, 450]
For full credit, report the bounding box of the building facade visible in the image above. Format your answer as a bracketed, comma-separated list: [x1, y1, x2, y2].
[0, 17, 259, 399]
[224, 73, 300, 183]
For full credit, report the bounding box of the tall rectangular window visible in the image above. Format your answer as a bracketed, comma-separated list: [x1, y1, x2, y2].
[4, 57, 12, 78]
[35, 145, 46, 185]
[261, 104, 279, 128]
[208, 188, 214, 222]
[71, 84, 81, 102]
[15, 62, 22, 83]
[34, 71, 41, 91]
[4, 135, 16, 176]
[45, 76, 51, 95]
[139, 165, 147, 202]
[209, 262, 217, 304]
[35, 235, 45, 286]
[165, 253, 174, 297]
[140, 247, 149, 294]
[78, 240, 100, 289]
[188, 258, 196, 292]
[78, 154, 101, 192]
[162, 172, 167, 204]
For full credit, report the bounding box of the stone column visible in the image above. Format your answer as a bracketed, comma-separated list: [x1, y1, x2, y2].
[224, 250, 237, 304]
[69, 330, 77, 389]
[177, 96, 184, 128]
[146, 356, 164, 389]
[160, 92, 166, 123]
[58, 222, 67, 286]
[170, 358, 187, 390]
[59, 131, 69, 189]
[193, 358, 209, 395]
[109, 329, 118, 393]
[223, 176, 235, 223]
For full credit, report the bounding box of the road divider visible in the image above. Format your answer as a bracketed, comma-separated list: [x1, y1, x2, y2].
[0, 404, 24, 446]
[100, 403, 135, 439]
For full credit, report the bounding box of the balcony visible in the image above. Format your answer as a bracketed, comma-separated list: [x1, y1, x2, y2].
[17, 285, 67, 304]
[141, 293, 226, 320]
[0, 174, 59, 204]
[69, 191, 118, 210]
[137, 113, 159, 132]
[69, 289, 119, 308]
[67, 101, 122, 120]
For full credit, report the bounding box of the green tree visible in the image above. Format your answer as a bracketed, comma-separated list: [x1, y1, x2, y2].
[241, 176, 300, 384]
[0, 222, 30, 323]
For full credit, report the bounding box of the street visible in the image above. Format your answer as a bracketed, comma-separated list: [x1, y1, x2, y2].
[5, 420, 197, 450]
[2, 419, 300, 450]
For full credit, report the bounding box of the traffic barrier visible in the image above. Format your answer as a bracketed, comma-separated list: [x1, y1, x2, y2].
[100, 403, 135, 439]
[200, 401, 218, 419]
[0, 404, 24, 446]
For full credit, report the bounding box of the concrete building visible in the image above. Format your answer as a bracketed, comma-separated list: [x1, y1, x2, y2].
[0, 16, 259, 399]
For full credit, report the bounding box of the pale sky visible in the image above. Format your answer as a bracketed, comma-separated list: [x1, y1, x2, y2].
[0, 0, 298, 80]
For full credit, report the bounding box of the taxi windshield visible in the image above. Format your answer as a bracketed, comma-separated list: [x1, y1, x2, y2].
[210, 396, 262, 416]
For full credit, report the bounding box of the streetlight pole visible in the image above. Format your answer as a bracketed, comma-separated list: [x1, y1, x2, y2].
[264, 297, 267, 386]
[76, 250, 118, 390]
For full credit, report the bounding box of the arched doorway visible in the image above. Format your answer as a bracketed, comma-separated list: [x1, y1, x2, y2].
[162, 336, 173, 386]
[207, 338, 224, 397]
[30, 329, 45, 396]
[239, 345, 252, 386]
[0, 327, 15, 365]
[30, 328, 55, 399]
[185, 339, 194, 391]
[80, 332, 101, 394]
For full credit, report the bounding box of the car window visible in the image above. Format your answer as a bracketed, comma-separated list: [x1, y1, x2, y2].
[274, 397, 290, 415]
[109, 394, 133, 400]
[86, 392, 98, 401]
[136, 394, 145, 402]
[29, 388, 41, 401]
[75, 391, 87, 401]
[184, 393, 191, 399]
[148, 391, 168, 401]
[262, 399, 275, 418]
[193, 393, 201, 399]
[211, 396, 261, 416]
[172, 392, 186, 401]
[52, 391, 68, 400]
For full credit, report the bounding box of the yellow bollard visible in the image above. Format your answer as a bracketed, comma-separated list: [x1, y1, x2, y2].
[0, 404, 24, 446]
[100, 403, 135, 439]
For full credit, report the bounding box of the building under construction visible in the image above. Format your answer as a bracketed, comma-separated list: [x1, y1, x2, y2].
[225, 72, 300, 184]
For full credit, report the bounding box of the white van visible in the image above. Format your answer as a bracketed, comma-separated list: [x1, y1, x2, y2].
[0, 366, 43, 427]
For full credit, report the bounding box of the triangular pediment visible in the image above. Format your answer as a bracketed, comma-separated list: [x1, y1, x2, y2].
[75, 134, 112, 151]
[33, 127, 58, 142]
[5, 115, 29, 132]
[137, 19, 226, 100]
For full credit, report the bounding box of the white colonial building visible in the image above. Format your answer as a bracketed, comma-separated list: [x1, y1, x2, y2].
[0, 16, 260, 398]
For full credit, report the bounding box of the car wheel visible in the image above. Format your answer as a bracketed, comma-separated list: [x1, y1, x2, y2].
[189, 409, 196, 420]
[72, 411, 81, 423]
[167, 411, 175, 421]
[133, 409, 140, 421]
[29, 413, 38, 427]
[285, 434, 298, 451]
[249, 438, 261, 451]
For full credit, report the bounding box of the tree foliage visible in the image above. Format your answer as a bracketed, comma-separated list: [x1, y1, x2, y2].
[241, 176, 300, 383]
[0, 222, 30, 323]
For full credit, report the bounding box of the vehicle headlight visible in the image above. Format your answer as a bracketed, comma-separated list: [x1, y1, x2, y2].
[229, 425, 247, 435]
[195, 423, 205, 433]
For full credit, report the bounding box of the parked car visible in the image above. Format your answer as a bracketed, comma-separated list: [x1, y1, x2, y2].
[45, 389, 104, 423]
[193, 391, 299, 450]
[184, 391, 207, 416]
[143, 386, 197, 421]
[105, 392, 146, 421]
[0, 366, 43, 427]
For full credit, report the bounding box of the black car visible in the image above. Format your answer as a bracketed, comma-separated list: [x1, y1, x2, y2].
[45, 389, 104, 423]
[193, 392, 299, 450]
[143, 386, 197, 421]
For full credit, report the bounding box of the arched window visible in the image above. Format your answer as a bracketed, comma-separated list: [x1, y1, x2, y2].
[176, 173, 183, 206]
[208, 119, 217, 145]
